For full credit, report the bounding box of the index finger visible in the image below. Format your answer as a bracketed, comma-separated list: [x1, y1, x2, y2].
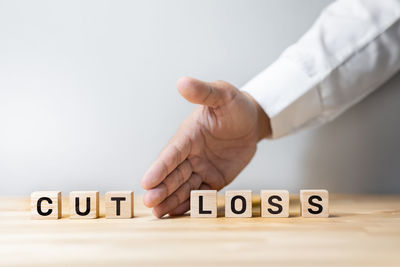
[141, 134, 192, 190]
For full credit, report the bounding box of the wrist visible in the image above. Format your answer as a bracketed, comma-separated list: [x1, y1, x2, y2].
[243, 92, 272, 141]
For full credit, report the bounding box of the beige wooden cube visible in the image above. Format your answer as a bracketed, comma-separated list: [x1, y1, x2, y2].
[190, 190, 217, 218]
[225, 190, 252, 218]
[31, 191, 62, 220]
[260, 190, 289, 218]
[105, 191, 134, 219]
[300, 190, 329, 218]
[69, 191, 99, 219]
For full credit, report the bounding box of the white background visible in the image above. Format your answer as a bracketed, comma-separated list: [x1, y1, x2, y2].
[1, 0, 399, 195]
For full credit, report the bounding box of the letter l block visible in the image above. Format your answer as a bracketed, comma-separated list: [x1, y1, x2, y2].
[190, 190, 217, 218]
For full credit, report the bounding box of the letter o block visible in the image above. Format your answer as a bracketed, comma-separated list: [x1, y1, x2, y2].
[261, 190, 289, 218]
[190, 190, 217, 218]
[105, 191, 134, 219]
[225, 190, 252, 218]
[31, 191, 62, 220]
[300, 190, 329, 218]
[69, 191, 99, 219]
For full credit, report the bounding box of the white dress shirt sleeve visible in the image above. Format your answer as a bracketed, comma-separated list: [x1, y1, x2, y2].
[242, 0, 400, 138]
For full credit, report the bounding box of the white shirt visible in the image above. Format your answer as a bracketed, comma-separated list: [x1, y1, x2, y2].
[242, 0, 400, 138]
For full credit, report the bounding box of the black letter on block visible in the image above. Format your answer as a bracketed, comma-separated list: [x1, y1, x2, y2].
[199, 196, 212, 214]
[37, 197, 53, 216]
[308, 195, 323, 214]
[267, 195, 283, 214]
[111, 197, 126, 216]
[231, 196, 246, 214]
[75, 197, 91, 216]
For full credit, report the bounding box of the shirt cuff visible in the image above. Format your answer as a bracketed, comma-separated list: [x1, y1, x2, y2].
[241, 56, 322, 138]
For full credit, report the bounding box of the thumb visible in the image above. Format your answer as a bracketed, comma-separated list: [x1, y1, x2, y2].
[177, 76, 237, 108]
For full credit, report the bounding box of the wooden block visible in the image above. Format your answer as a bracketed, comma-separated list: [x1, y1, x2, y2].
[300, 190, 329, 218]
[69, 191, 99, 219]
[225, 190, 252, 218]
[105, 191, 134, 219]
[190, 190, 217, 218]
[260, 190, 289, 218]
[31, 191, 62, 220]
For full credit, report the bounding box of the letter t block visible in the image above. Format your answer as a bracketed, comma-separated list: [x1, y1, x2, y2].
[105, 191, 134, 219]
[190, 190, 217, 218]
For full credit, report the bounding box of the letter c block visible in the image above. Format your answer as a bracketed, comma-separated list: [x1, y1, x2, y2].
[31, 191, 62, 220]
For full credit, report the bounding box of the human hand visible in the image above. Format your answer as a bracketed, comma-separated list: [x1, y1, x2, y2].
[141, 77, 271, 218]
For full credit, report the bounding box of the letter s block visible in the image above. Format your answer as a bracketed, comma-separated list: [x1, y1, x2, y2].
[69, 191, 99, 219]
[225, 190, 252, 218]
[261, 190, 289, 218]
[105, 191, 134, 219]
[31, 191, 62, 220]
[190, 190, 217, 218]
[300, 190, 329, 218]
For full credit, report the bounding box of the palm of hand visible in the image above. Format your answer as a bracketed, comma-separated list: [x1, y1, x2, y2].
[187, 96, 259, 190]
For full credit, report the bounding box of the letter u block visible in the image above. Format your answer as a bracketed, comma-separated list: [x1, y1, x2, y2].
[105, 191, 134, 219]
[69, 191, 99, 219]
[300, 190, 329, 218]
[225, 190, 252, 218]
[31, 191, 62, 219]
[190, 190, 217, 218]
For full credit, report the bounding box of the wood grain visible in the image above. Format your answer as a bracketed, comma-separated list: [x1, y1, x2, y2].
[0, 194, 399, 266]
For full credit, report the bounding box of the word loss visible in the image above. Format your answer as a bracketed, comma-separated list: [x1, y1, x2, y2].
[191, 190, 328, 218]
[31, 189, 328, 219]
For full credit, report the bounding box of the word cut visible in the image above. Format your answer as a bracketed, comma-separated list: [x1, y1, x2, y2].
[190, 190, 329, 218]
[31, 191, 134, 220]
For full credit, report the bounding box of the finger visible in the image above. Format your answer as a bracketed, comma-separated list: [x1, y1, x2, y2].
[143, 159, 193, 207]
[168, 199, 189, 216]
[141, 135, 192, 190]
[177, 76, 237, 108]
[168, 183, 211, 216]
[152, 173, 202, 218]
[188, 156, 226, 190]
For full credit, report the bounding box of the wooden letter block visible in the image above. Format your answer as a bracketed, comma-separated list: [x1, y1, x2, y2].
[69, 191, 99, 219]
[105, 191, 134, 219]
[225, 190, 252, 218]
[260, 190, 289, 218]
[190, 190, 217, 218]
[31, 191, 62, 220]
[300, 190, 329, 218]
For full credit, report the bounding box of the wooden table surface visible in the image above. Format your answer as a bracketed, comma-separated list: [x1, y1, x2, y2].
[0, 194, 399, 266]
